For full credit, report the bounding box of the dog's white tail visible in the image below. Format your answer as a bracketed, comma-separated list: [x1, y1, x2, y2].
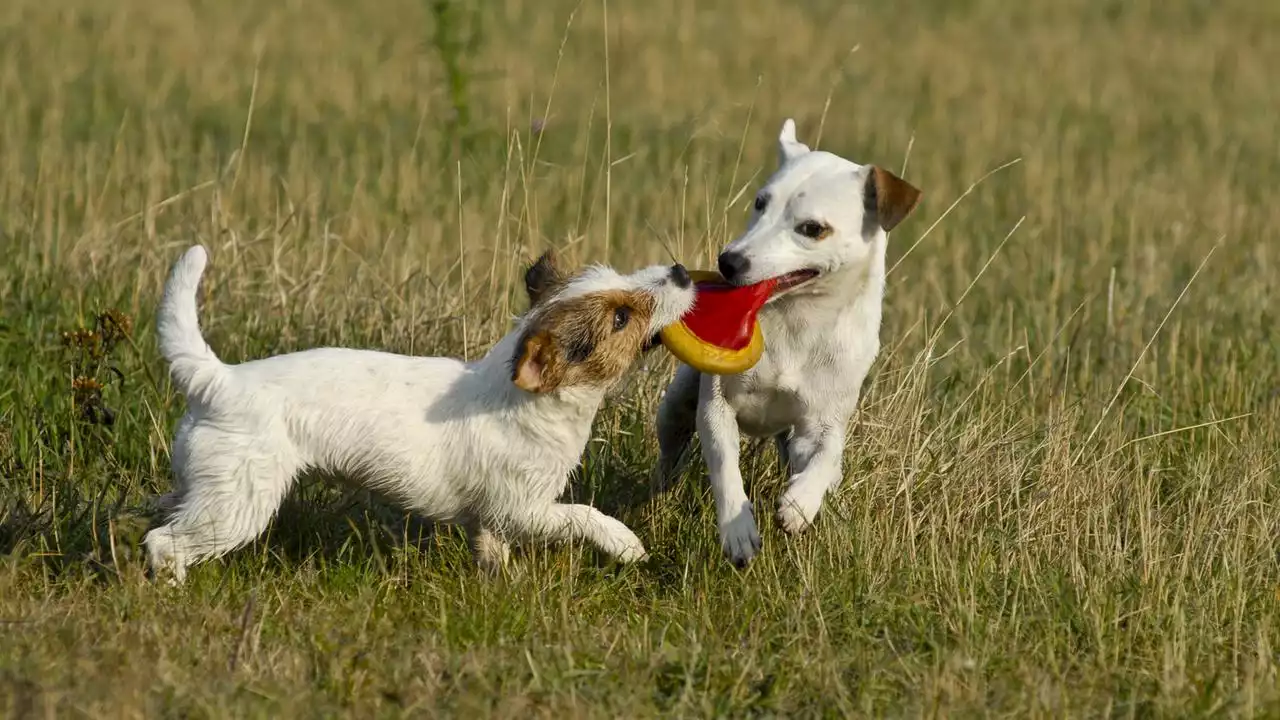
[157, 245, 223, 397]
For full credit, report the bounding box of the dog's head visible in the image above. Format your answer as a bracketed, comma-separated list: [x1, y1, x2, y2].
[716, 119, 922, 297]
[510, 252, 695, 393]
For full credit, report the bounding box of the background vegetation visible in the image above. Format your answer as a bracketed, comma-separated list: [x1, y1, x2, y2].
[1, 0, 1278, 715]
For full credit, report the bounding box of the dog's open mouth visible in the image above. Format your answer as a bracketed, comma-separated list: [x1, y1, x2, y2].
[772, 269, 820, 294]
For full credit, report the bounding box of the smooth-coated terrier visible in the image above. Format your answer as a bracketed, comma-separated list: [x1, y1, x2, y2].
[655, 119, 922, 567]
[146, 245, 695, 582]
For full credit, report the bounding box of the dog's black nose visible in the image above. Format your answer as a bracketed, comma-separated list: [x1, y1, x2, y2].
[718, 252, 750, 284]
[669, 264, 691, 289]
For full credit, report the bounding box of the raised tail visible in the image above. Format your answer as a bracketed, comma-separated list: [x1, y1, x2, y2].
[157, 245, 223, 397]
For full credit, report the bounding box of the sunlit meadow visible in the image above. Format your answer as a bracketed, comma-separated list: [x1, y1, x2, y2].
[2, 0, 1278, 715]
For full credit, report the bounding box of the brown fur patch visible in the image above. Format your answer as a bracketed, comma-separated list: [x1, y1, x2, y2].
[512, 289, 657, 393]
[864, 166, 922, 233]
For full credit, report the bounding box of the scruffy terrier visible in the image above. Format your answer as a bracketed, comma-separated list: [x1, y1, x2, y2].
[146, 245, 695, 582]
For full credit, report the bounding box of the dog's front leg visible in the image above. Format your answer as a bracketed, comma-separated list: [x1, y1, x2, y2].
[507, 503, 648, 563]
[697, 374, 759, 567]
[776, 418, 848, 534]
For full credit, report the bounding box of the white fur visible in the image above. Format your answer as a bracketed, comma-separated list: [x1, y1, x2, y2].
[146, 246, 695, 583]
[655, 119, 920, 566]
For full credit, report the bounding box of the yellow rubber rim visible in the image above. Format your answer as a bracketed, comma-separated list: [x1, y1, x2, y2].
[659, 270, 766, 375]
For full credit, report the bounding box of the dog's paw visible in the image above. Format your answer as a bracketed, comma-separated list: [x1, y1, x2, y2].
[597, 517, 649, 563]
[777, 484, 823, 535]
[718, 502, 761, 568]
[471, 529, 511, 576]
[147, 559, 187, 587]
[614, 537, 649, 564]
[143, 528, 189, 587]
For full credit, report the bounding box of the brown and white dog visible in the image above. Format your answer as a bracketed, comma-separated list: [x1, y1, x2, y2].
[146, 246, 695, 583]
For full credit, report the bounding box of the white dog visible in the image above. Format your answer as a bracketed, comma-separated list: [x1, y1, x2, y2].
[146, 245, 695, 583]
[655, 119, 922, 567]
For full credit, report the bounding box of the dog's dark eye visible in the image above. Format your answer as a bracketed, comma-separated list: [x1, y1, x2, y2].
[612, 306, 631, 332]
[753, 194, 769, 212]
[794, 220, 830, 239]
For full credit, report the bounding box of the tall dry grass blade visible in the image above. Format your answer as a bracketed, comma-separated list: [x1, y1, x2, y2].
[1073, 240, 1222, 464]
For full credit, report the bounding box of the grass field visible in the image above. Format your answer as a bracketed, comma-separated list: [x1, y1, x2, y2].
[2, 0, 1279, 715]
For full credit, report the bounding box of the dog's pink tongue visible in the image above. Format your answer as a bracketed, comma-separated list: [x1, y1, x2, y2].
[681, 278, 779, 351]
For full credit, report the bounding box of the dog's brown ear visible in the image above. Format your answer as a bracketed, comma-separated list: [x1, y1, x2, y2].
[864, 166, 922, 233]
[524, 251, 564, 308]
[512, 329, 558, 393]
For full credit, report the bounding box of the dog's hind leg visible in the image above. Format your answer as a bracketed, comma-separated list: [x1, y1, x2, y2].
[776, 419, 848, 535]
[654, 364, 702, 490]
[465, 521, 510, 574]
[145, 427, 300, 584]
[773, 432, 792, 474]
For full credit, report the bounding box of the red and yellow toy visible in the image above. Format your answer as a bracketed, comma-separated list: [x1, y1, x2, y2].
[660, 270, 777, 375]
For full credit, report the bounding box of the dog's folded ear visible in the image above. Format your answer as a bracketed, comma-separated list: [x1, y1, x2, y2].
[512, 329, 559, 393]
[778, 118, 811, 165]
[863, 166, 922, 234]
[524, 251, 565, 308]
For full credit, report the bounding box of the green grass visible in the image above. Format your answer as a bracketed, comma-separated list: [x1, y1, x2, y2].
[2, 0, 1279, 715]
